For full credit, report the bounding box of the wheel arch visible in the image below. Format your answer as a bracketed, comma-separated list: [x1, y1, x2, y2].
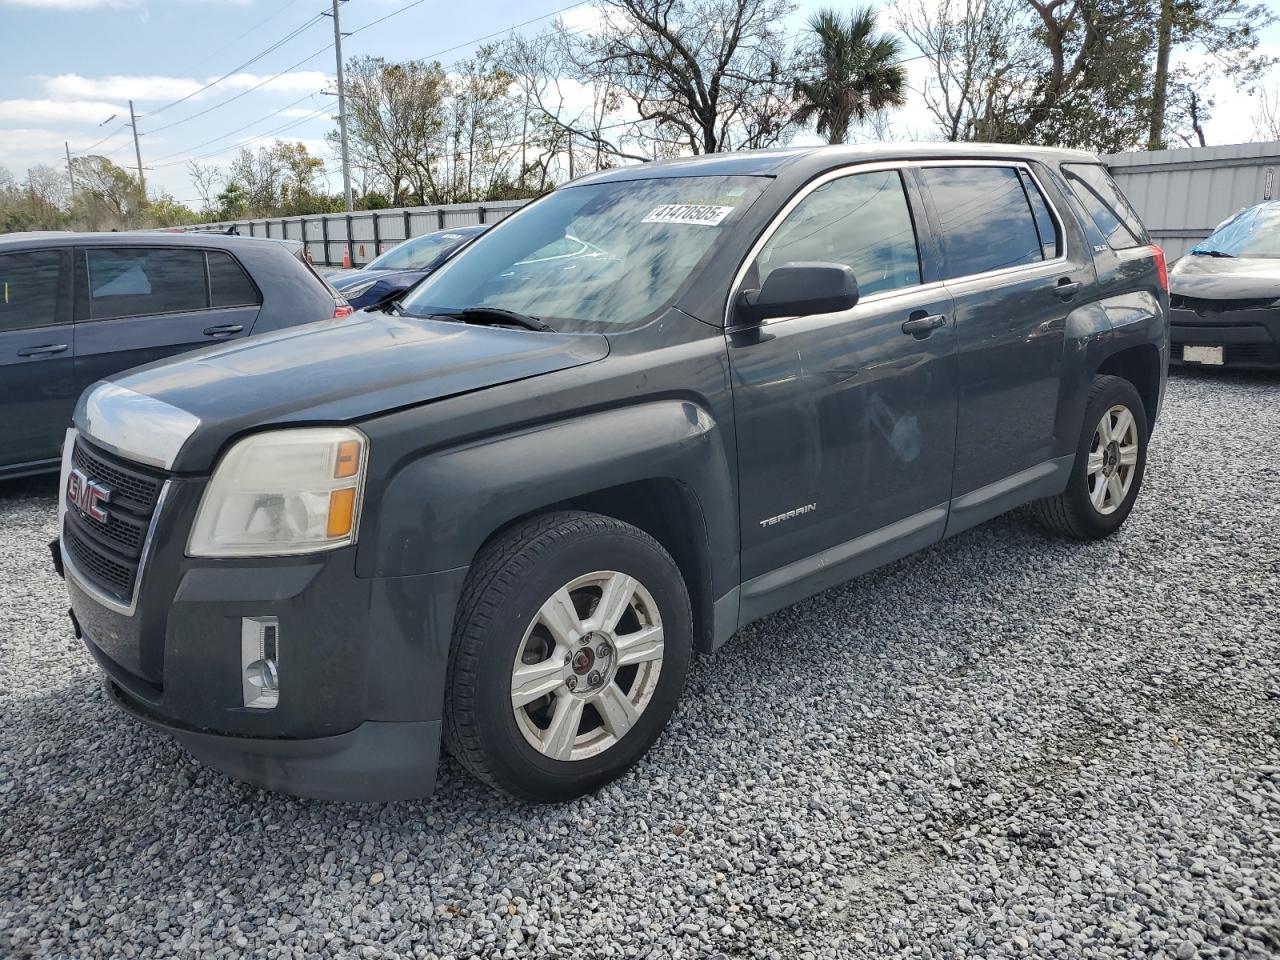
[357, 399, 740, 654]
[1095, 342, 1162, 429]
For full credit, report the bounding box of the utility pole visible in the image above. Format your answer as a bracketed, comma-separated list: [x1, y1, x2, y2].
[129, 99, 146, 199]
[329, 0, 353, 211]
[65, 142, 76, 198]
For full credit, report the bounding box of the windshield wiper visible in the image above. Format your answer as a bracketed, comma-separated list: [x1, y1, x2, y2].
[458, 306, 554, 332]
[1190, 249, 1235, 258]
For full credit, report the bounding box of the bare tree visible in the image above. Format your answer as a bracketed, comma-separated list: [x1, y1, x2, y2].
[186, 161, 223, 216]
[568, 0, 800, 155]
[1255, 86, 1280, 141]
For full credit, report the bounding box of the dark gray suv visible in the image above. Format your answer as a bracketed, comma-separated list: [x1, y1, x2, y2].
[0, 232, 349, 479]
[54, 144, 1169, 803]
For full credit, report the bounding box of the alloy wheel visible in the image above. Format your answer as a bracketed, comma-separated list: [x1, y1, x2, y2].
[1087, 403, 1139, 515]
[511, 571, 665, 761]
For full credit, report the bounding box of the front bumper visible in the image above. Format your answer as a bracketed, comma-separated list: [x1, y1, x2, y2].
[103, 674, 440, 801]
[54, 446, 468, 801]
[1169, 305, 1280, 369]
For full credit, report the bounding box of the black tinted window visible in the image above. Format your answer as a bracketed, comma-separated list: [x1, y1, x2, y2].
[752, 170, 921, 297]
[1061, 163, 1147, 250]
[0, 250, 63, 331]
[207, 251, 260, 308]
[1019, 170, 1061, 259]
[87, 248, 208, 320]
[922, 166, 1043, 278]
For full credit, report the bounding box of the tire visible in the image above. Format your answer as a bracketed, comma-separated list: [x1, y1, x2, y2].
[443, 511, 693, 802]
[1034, 374, 1148, 540]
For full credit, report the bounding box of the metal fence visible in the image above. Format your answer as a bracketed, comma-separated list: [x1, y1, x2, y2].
[185, 199, 530, 267]
[1102, 140, 1280, 258]
[184, 141, 1280, 266]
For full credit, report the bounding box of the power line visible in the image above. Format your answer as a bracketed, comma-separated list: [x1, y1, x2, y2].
[189, 0, 310, 71]
[71, 123, 130, 155]
[143, 11, 328, 120]
[143, 42, 335, 135]
[147, 90, 324, 164]
[153, 108, 333, 168]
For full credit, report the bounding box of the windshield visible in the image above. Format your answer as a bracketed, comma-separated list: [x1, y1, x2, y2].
[1190, 204, 1280, 258]
[367, 230, 475, 271]
[398, 175, 767, 330]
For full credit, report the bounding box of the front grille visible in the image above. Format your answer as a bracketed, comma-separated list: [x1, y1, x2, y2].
[1170, 294, 1278, 314]
[64, 439, 167, 604]
[72, 442, 162, 514]
[64, 523, 133, 599]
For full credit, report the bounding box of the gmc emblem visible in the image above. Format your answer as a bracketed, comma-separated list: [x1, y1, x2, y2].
[67, 468, 111, 524]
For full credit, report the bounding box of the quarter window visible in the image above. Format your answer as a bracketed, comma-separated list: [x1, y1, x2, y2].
[921, 166, 1046, 279]
[0, 250, 64, 332]
[207, 251, 260, 308]
[1061, 163, 1147, 250]
[87, 248, 209, 320]
[751, 170, 921, 298]
[1019, 170, 1062, 260]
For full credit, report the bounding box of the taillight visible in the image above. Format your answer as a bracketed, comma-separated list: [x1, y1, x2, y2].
[334, 302, 353, 318]
[1150, 245, 1168, 293]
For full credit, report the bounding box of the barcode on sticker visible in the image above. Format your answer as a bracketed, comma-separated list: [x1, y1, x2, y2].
[642, 204, 735, 226]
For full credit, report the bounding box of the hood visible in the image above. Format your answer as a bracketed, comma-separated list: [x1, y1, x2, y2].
[78, 312, 609, 471]
[1170, 255, 1280, 300]
[329, 268, 421, 290]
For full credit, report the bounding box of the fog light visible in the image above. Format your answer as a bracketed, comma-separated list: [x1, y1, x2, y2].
[241, 616, 280, 709]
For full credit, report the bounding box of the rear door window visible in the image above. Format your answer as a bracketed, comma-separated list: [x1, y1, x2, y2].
[86, 248, 209, 320]
[1061, 163, 1148, 250]
[0, 249, 66, 331]
[752, 169, 922, 297]
[207, 250, 260, 308]
[920, 166, 1045, 279]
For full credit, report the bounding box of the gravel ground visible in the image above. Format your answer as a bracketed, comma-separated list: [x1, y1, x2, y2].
[1, 370, 1278, 960]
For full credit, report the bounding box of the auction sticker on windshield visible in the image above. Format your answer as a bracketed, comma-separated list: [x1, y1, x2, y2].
[643, 204, 736, 226]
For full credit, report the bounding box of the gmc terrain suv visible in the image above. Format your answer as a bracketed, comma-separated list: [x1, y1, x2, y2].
[54, 144, 1169, 802]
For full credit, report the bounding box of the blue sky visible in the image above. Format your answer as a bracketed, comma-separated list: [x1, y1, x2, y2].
[2, 0, 1277, 205]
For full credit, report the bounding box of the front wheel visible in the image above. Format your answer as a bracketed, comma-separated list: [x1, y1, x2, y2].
[1034, 374, 1149, 540]
[443, 511, 692, 802]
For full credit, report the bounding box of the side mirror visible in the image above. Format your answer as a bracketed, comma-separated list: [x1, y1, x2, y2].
[735, 262, 859, 324]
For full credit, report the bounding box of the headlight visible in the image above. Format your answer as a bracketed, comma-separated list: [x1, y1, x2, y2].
[188, 427, 368, 557]
[341, 278, 378, 299]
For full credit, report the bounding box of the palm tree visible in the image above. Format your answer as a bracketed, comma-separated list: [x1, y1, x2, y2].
[793, 7, 909, 145]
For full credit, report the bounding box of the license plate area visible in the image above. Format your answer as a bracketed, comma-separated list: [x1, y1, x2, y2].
[1183, 344, 1224, 365]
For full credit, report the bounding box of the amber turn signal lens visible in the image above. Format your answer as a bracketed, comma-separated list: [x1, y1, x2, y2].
[327, 487, 356, 538]
[334, 440, 361, 479]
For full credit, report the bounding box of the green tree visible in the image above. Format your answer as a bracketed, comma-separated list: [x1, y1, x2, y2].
[793, 7, 909, 144]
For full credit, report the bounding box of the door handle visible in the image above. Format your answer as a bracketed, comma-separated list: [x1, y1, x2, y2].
[203, 324, 244, 337]
[1053, 280, 1084, 300]
[901, 313, 946, 339]
[17, 343, 68, 358]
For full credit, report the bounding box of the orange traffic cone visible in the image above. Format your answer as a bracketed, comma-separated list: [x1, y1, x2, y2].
[342, 247, 352, 269]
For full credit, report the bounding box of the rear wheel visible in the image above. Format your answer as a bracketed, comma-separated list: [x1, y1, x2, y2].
[443, 511, 692, 802]
[1034, 375, 1148, 540]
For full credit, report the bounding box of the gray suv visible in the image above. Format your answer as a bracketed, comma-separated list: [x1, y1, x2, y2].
[54, 144, 1169, 803]
[0, 232, 348, 479]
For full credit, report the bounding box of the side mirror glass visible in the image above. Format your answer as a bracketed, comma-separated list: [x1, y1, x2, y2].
[735, 262, 860, 324]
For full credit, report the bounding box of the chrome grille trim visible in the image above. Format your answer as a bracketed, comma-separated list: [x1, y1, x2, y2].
[74, 382, 200, 471]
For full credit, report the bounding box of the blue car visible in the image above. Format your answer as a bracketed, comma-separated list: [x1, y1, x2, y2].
[329, 225, 488, 310]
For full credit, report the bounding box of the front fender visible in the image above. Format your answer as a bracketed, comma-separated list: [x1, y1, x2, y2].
[357, 399, 735, 582]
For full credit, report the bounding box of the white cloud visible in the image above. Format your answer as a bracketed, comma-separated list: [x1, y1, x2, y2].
[44, 71, 330, 105]
[0, 128, 72, 167]
[0, 98, 124, 125]
[0, 0, 138, 8]
[47, 74, 204, 102]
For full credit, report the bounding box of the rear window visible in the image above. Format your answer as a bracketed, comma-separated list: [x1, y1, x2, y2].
[208, 250, 260, 308]
[1061, 163, 1148, 250]
[920, 166, 1045, 278]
